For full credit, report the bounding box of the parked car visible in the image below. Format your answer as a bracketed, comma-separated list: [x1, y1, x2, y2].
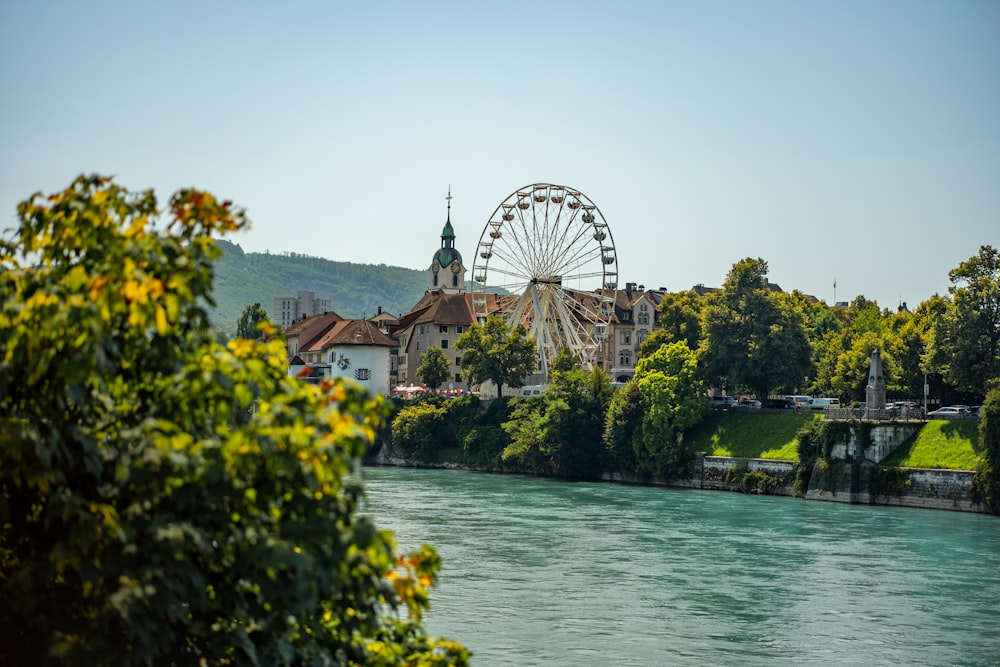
[805, 397, 841, 409]
[785, 395, 811, 408]
[883, 402, 924, 419]
[734, 398, 762, 411]
[927, 406, 971, 419]
[709, 395, 738, 410]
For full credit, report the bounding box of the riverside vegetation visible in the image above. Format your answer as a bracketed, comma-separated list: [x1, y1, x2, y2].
[386, 381, 1000, 512]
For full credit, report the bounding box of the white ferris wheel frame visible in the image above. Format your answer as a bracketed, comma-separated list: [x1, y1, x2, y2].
[470, 183, 619, 380]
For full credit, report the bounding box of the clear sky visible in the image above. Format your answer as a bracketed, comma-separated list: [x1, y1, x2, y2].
[2, 1, 997, 310]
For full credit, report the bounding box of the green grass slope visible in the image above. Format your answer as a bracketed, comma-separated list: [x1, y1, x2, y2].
[881, 419, 981, 470]
[686, 412, 817, 460]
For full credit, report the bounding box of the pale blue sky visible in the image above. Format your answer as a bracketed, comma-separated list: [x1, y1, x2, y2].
[2, 1, 997, 310]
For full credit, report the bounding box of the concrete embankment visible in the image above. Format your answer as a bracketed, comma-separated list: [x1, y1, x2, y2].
[604, 456, 981, 513]
[372, 427, 987, 514]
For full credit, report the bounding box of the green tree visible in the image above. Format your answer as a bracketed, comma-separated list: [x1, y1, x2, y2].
[391, 400, 449, 459]
[603, 342, 707, 480]
[455, 314, 537, 397]
[550, 345, 581, 372]
[701, 258, 812, 401]
[416, 345, 451, 390]
[974, 387, 1000, 514]
[603, 381, 643, 473]
[0, 176, 467, 666]
[502, 367, 612, 479]
[235, 300, 269, 339]
[643, 290, 704, 356]
[928, 245, 1000, 395]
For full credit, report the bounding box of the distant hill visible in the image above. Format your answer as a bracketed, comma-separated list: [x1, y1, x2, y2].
[210, 239, 429, 337]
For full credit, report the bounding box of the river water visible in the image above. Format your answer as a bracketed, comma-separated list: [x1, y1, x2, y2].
[359, 466, 1000, 666]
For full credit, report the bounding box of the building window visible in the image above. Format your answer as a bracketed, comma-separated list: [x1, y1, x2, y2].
[620, 331, 631, 345]
[452, 275, 458, 287]
[355, 368, 371, 381]
[637, 312, 649, 325]
[441, 339, 449, 349]
[455, 356, 461, 366]
[457, 325, 464, 333]
[434, 274, 438, 286]
[619, 351, 632, 367]
[440, 325, 449, 333]
[455, 373, 462, 383]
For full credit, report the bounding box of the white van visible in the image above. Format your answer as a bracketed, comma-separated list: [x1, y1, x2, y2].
[786, 395, 811, 408]
[806, 397, 840, 409]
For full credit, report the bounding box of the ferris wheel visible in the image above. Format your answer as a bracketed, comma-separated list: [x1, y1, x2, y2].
[471, 183, 619, 379]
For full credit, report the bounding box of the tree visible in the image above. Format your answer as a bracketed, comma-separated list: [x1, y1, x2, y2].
[236, 300, 269, 339]
[550, 345, 581, 372]
[416, 345, 451, 390]
[603, 342, 707, 480]
[701, 258, 812, 401]
[928, 245, 1000, 396]
[502, 367, 612, 479]
[644, 290, 704, 355]
[0, 176, 468, 666]
[974, 386, 1000, 514]
[391, 400, 449, 459]
[455, 315, 537, 397]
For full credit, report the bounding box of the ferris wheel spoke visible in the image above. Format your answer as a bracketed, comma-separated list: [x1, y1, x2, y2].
[480, 262, 533, 285]
[556, 241, 603, 273]
[487, 247, 533, 279]
[514, 212, 546, 276]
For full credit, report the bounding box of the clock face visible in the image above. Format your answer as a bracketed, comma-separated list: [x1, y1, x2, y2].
[451, 262, 461, 274]
[432, 263, 439, 274]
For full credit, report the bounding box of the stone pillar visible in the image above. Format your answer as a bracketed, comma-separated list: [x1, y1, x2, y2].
[865, 349, 886, 419]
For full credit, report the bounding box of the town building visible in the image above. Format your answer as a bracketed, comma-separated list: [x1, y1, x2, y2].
[602, 283, 666, 383]
[392, 190, 474, 392]
[274, 290, 333, 329]
[290, 319, 396, 396]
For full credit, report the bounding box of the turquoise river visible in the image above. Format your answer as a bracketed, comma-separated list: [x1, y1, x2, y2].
[360, 465, 1000, 666]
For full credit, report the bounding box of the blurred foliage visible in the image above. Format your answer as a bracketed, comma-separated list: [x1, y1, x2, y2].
[0, 176, 467, 666]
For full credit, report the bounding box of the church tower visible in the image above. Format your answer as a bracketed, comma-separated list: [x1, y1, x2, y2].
[428, 187, 466, 294]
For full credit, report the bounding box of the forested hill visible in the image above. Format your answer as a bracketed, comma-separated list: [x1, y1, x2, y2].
[210, 239, 429, 337]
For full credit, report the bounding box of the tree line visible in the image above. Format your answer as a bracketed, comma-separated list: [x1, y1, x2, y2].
[398, 249, 1000, 505]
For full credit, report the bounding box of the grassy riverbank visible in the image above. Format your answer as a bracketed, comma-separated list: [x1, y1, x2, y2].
[686, 412, 818, 460]
[686, 412, 982, 470]
[881, 419, 981, 470]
